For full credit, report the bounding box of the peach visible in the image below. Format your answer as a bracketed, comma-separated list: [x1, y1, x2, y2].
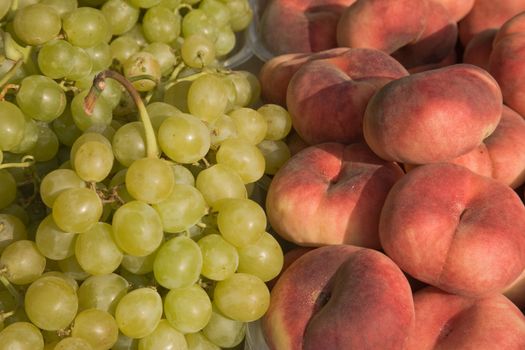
[503, 268, 525, 311]
[262, 245, 415, 350]
[266, 142, 405, 249]
[432, 0, 475, 22]
[363, 64, 502, 165]
[259, 0, 357, 56]
[286, 47, 408, 145]
[406, 286, 525, 349]
[462, 29, 497, 71]
[379, 162, 525, 298]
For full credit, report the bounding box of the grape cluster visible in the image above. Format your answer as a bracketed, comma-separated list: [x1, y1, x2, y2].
[0, 0, 294, 349]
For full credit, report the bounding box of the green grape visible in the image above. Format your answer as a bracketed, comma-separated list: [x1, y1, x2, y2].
[53, 337, 93, 350]
[202, 305, 246, 348]
[181, 34, 216, 69]
[213, 273, 270, 322]
[214, 25, 236, 57]
[0, 240, 46, 285]
[111, 121, 146, 167]
[13, 3, 61, 46]
[197, 233, 238, 281]
[225, 70, 260, 107]
[123, 52, 162, 92]
[35, 215, 76, 260]
[114, 287, 163, 339]
[257, 139, 291, 175]
[237, 231, 284, 282]
[153, 183, 207, 233]
[0, 170, 17, 210]
[25, 275, 79, 330]
[39, 0, 78, 17]
[57, 254, 90, 281]
[77, 273, 129, 315]
[71, 90, 113, 131]
[0, 214, 27, 254]
[185, 332, 220, 350]
[112, 200, 164, 256]
[129, 0, 161, 8]
[75, 222, 123, 275]
[99, 78, 123, 110]
[182, 9, 217, 42]
[223, 0, 252, 32]
[40, 169, 85, 208]
[65, 46, 93, 82]
[158, 0, 180, 9]
[101, 0, 140, 35]
[163, 80, 191, 113]
[0, 0, 11, 20]
[110, 36, 141, 64]
[215, 197, 266, 247]
[71, 133, 114, 182]
[172, 164, 195, 186]
[52, 187, 103, 233]
[16, 75, 67, 122]
[257, 104, 292, 141]
[52, 108, 83, 147]
[216, 138, 265, 184]
[122, 23, 148, 47]
[158, 113, 211, 164]
[125, 157, 174, 204]
[37, 39, 75, 79]
[164, 284, 212, 333]
[0, 322, 44, 350]
[143, 42, 177, 76]
[146, 101, 183, 131]
[108, 169, 134, 205]
[84, 42, 113, 73]
[8, 115, 38, 155]
[63, 7, 111, 48]
[228, 107, 267, 145]
[153, 235, 202, 289]
[0, 101, 25, 152]
[142, 6, 181, 44]
[112, 332, 138, 350]
[121, 251, 157, 275]
[208, 114, 237, 149]
[72, 308, 119, 350]
[28, 123, 60, 162]
[187, 74, 229, 123]
[199, 0, 231, 28]
[221, 74, 237, 113]
[138, 319, 188, 350]
[0, 203, 29, 226]
[195, 164, 247, 207]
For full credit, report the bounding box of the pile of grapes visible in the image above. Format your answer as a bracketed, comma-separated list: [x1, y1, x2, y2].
[0, 0, 293, 348]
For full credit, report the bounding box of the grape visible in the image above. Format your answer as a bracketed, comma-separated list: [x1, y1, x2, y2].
[112, 121, 146, 167]
[28, 123, 60, 162]
[0, 322, 44, 350]
[52, 109, 83, 147]
[172, 164, 196, 185]
[199, 0, 231, 28]
[75, 222, 123, 275]
[195, 164, 247, 206]
[197, 233, 238, 281]
[202, 305, 246, 348]
[123, 52, 162, 92]
[153, 183, 207, 233]
[70, 132, 114, 182]
[71, 90, 113, 131]
[187, 74, 229, 123]
[0, 101, 26, 152]
[0, 214, 27, 254]
[71, 308, 119, 350]
[182, 9, 217, 42]
[228, 107, 267, 145]
[121, 23, 148, 47]
[101, 0, 140, 35]
[112, 200, 164, 257]
[0, 170, 17, 210]
[143, 42, 177, 76]
[114, 287, 163, 339]
[0, 240, 46, 285]
[16, 75, 67, 123]
[213, 273, 270, 322]
[0, 0, 11, 20]
[163, 80, 191, 113]
[216, 138, 265, 184]
[24, 275, 79, 330]
[65, 46, 93, 82]
[35, 215, 76, 260]
[138, 319, 188, 350]
[185, 332, 220, 350]
[153, 235, 202, 289]
[164, 284, 212, 333]
[146, 101, 182, 131]
[37, 40, 75, 79]
[42, 271, 79, 292]
[112, 333, 138, 350]
[237, 231, 284, 282]
[214, 25, 236, 57]
[77, 273, 130, 315]
[142, 5, 181, 44]
[158, 113, 211, 164]
[126, 157, 175, 204]
[84, 42, 113, 73]
[258, 104, 293, 140]
[208, 114, 237, 149]
[63, 7, 111, 48]
[223, 0, 253, 32]
[53, 337, 93, 350]
[121, 251, 157, 275]
[13, 3, 61, 46]
[100, 78, 124, 110]
[223, 70, 259, 108]
[129, 0, 161, 8]
[257, 139, 291, 175]
[110, 36, 141, 65]
[181, 34, 216, 69]
[52, 187, 103, 233]
[57, 254, 90, 281]
[158, 0, 181, 9]
[39, 0, 78, 17]
[40, 169, 86, 208]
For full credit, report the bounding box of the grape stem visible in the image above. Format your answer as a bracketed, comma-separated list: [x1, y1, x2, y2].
[84, 70, 159, 159]
[0, 155, 34, 170]
[0, 273, 21, 311]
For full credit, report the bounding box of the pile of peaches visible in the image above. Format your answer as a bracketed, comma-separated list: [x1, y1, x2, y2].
[255, 0, 525, 349]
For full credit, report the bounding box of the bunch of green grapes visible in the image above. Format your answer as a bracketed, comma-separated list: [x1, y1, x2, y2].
[0, 0, 299, 348]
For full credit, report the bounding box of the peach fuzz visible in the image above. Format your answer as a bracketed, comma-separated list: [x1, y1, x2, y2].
[259, 0, 356, 56]
[262, 245, 415, 350]
[433, 0, 475, 22]
[379, 162, 525, 298]
[363, 64, 502, 165]
[286, 47, 408, 145]
[462, 29, 497, 71]
[266, 142, 404, 249]
[406, 286, 525, 349]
